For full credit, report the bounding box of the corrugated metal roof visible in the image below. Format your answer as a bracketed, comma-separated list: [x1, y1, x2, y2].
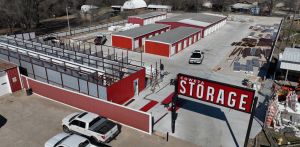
[280, 62, 300, 71]
[158, 13, 226, 27]
[0, 59, 16, 71]
[146, 27, 200, 44]
[281, 48, 300, 63]
[129, 12, 166, 19]
[280, 48, 300, 71]
[179, 19, 211, 27]
[112, 24, 170, 38]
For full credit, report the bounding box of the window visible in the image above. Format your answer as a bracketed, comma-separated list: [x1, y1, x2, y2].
[70, 120, 80, 126]
[89, 117, 102, 127]
[79, 140, 90, 147]
[79, 121, 86, 128]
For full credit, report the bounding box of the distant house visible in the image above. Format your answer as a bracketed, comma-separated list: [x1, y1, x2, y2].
[122, 0, 147, 10]
[202, 1, 213, 9]
[231, 3, 256, 13]
[81, 5, 99, 13]
[147, 4, 172, 12]
[111, 0, 147, 12]
[279, 47, 300, 81]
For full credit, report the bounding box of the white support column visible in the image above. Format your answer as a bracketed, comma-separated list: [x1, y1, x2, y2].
[285, 69, 289, 81]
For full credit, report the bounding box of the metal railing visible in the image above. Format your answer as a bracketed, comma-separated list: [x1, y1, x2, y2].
[40, 20, 127, 38]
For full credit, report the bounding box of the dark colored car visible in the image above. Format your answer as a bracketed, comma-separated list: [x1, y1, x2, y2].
[94, 35, 107, 45]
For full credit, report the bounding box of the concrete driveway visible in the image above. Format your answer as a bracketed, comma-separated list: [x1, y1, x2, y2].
[0, 92, 197, 147]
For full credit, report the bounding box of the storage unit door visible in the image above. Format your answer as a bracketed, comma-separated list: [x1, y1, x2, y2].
[194, 35, 197, 42]
[184, 40, 187, 48]
[142, 37, 145, 46]
[171, 45, 176, 55]
[134, 39, 139, 48]
[189, 37, 192, 45]
[198, 33, 201, 39]
[0, 72, 11, 97]
[178, 43, 182, 52]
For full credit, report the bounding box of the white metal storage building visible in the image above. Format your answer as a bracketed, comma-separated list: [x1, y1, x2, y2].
[156, 13, 227, 37]
[144, 27, 201, 57]
[111, 24, 170, 50]
[128, 12, 167, 26]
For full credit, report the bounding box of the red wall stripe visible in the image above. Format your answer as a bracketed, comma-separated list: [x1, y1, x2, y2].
[23, 76, 151, 134]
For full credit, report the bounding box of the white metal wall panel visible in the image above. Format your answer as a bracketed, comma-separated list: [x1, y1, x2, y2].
[0, 72, 11, 97]
[178, 42, 182, 52]
[184, 40, 187, 48]
[171, 45, 176, 55]
[134, 39, 139, 48]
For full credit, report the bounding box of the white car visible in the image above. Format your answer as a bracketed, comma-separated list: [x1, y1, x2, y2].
[189, 50, 204, 64]
[45, 133, 97, 147]
[62, 112, 119, 143]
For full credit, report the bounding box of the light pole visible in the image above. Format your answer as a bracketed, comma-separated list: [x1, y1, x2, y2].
[66, 6, 71, 35]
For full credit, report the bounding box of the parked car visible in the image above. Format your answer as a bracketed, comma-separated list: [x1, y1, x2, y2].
[44, 133, 97, 147]
[62, 112, 119, 143]
[43, 36, 64, 46]
[189, 50, 204, 64]
[94, 34, 107, 45]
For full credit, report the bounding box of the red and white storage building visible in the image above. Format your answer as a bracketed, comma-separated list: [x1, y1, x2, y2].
[111, 23, 170, 50]
[128, 12, 167, 26]
[156, 13, 227, 38]
[0, 59, 22, 97]
[144, 27, 201, 57]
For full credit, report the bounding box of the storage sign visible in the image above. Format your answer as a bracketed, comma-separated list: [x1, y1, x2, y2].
[177, 74, 255, 113]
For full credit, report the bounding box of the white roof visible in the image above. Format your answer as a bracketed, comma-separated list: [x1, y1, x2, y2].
[77, 112, 99, 123]
[178, 19, 211, 27]
[280, 48, 300, 71]
[123, 0, 147, 9]
[148, 4, 172, 9]
[281, 48, 300, 63]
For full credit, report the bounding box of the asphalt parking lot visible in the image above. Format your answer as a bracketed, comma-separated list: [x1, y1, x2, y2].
[0, 92, 197, 147]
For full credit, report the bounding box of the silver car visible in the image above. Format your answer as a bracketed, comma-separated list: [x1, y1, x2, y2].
[189, 50, 204, 64]
[45, 133, 97, 147]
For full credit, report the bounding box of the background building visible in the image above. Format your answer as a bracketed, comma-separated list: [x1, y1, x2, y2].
[144, 27, 201, 57]
[156, 13, 227, 38]
[111, 24, 170, 51]
[128, 12, 167, 26]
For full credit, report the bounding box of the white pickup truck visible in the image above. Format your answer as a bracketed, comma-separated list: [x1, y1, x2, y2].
[62, 112, 119, 143]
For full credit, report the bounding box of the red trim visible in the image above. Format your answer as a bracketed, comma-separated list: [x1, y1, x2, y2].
[161, 92, 175, 105]
[145, 41, 170, 57]
[107, 68, 146, 104]
[112, 35, 133, 50]
[128, 17, 144, 25]
[140, 100, 158, 112]
[6, 67, 21, 92]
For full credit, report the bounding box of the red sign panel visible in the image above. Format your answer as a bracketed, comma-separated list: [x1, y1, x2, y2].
[177, 74, 255, 113]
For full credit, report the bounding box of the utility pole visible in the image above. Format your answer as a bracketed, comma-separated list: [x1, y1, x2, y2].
[66, 6, 71, 35]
